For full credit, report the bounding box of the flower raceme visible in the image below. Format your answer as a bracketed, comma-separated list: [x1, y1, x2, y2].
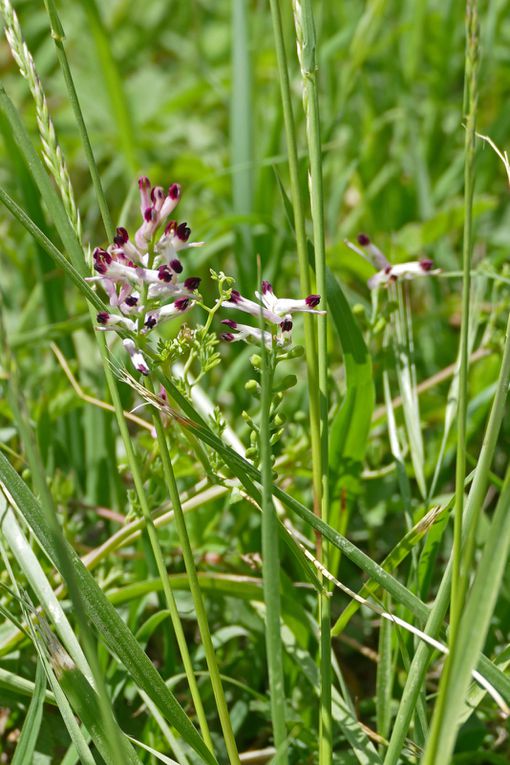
[345, 234, 441, 289]
[87, 178, 202, 375]
[220, 280, 325, 348]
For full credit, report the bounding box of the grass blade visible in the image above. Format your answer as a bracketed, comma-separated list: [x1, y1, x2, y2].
[11, 660, 45, 765]
[0, 452, 218, 765]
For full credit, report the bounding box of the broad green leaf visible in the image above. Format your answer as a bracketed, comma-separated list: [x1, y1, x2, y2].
[327, 265, 375, 495]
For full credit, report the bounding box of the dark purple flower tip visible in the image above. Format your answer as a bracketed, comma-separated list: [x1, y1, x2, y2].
[175, 297, 191, 311]
[220, 332, 235, 342]
[165, 220, 177, 236]
[145, 316, 157, 329]
[158, 265, 173, 283]
[170, 259, 183, 273]
[93, 247, 110, 261]
[419, 258, 434, 272]
[229, 289, 242, 304]
[184, 276, 201, 291]
[137, 364, 149, 376]
[97, 311, 110, 325]
[138, 176, 151, 189]
[125, 296, 138, 307]
[93, 248, 111, 274]
[261, 280, 273, 294]
[168, 183, 181, 200]
[176, 222, 191, 242]
[357, 233, 371, 246]
[305, 294, 321, 308]
[221, 319, 237, 329]
[144, 207, 154, 222]
[151, 186, 165, 204]
[114, 227, 129, 245]
[280, 318, 293, 332]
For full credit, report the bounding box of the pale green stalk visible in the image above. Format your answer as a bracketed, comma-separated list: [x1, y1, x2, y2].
[291, 2, 331, 762]
[149, 386, 240, 765]
[0, 0, 82, 240]
[450, 0, 479, 641]
[423, 4, 479, 754]
[268, 0, 321, 510]
[260, 342, 288, 763]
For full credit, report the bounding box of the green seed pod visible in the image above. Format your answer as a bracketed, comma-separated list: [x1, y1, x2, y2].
[273, 374, 297, 393]
[270, 429, 284, 445]
[250, 354, 262, 369]
[245, 379, 260, 394]
[373, 317, 386, 334]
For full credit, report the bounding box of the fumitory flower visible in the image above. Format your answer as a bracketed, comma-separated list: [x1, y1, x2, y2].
[87, 177, 202, 375]
[220, 280, 325, 348]
[346, 234, 441, 289]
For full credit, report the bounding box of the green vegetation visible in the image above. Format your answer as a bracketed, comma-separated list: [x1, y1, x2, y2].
[0, 1, 509, 763]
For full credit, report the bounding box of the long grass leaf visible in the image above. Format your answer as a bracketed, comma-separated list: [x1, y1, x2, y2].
[0, 453, 218, 765]
[11, 660, 45, 765]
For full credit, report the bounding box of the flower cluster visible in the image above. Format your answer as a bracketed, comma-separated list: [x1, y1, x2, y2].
[346, 234, 440, 289]
[88, 178, 202, 375]
[220, 280, 325, 348]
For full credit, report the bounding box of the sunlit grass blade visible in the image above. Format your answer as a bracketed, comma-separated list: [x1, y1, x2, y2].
[0, 497, 92, 683]
[0, 452, 218, 765]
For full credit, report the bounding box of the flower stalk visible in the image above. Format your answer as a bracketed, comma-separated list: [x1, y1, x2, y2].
[148, 383, 240, 765]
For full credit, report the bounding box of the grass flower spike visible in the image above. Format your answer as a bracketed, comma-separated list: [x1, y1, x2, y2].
[88, 177, 202, 374]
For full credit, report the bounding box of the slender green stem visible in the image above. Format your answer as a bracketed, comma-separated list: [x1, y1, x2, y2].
[450, 0, 479, 643]
[94, 337, 214, 753]
[268, 0, 321, 511]
[149, 379, 240, 765]
[383, 305, 510, 765]
[421, 6, 479, 760]
[291, 2, 331, 762]
[43, 0, 115, 241]
[260, 345, 288, 763]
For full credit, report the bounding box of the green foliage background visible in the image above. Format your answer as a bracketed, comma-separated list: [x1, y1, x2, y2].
[1, 0, 510, 763]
